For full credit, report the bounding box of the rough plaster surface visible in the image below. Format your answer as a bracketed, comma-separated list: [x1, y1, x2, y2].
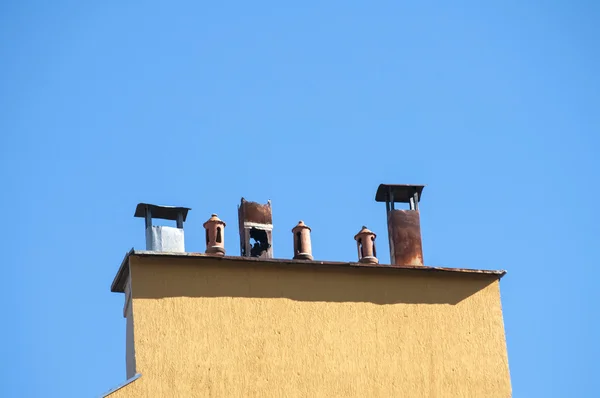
[108, 257, 511, 397]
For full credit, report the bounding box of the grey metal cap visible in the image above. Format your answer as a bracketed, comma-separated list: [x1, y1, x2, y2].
[134, 203, 191, 221]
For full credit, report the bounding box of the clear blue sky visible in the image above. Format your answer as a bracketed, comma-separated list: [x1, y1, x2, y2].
[1, 1, 598, 396]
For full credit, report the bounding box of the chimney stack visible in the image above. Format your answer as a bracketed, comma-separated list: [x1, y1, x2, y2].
[375, 184, 425, 266]
[203, 214, 226, 256]
[354, 226, 378, 264]
[238, 198, 273, 258]
[134, 203, 191, 252]
[292, 221, 313, 260]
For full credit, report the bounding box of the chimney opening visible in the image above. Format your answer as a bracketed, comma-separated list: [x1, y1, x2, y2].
[249, 227, 271, 257]
[358, 238, 364, 258]
[371, 235, 376, 258]
[296, 231, 303, 254]
[216, 227, 222, 243]
[205, 229, 209, 245]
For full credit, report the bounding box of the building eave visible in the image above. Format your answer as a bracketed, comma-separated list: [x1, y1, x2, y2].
[111, 248, 135, 293]
[111, 250, 506, 293]
[101, 373, 141, 397]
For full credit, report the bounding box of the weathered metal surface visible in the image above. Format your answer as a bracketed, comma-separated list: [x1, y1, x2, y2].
[238, 198, 272, 224]
[238, 198, 273, 258]
[135, 203, 190, 252]
[145, 226, 185, 252]
[388, 209, 424, 266]
[134, 203, 191, 222]
[111, 249, 506, 293]
[375, 184, 425, 203]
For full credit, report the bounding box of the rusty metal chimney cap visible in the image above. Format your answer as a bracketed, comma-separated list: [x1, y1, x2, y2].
[203, 213, 226, 228]
[292, 220, 311, 232]
[134, 203, 191, 221]
[375, 184, 425, 203]
[354, 226, 376, 240]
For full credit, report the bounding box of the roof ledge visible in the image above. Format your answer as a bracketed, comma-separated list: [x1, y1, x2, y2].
[101, 373, 141, 397]
[111, 250, 506, 293]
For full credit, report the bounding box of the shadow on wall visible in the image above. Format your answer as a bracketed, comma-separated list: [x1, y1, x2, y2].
[130, 257, 498, 306]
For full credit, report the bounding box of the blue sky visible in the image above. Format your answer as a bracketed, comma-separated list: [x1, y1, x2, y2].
[1, 1, 598, 396]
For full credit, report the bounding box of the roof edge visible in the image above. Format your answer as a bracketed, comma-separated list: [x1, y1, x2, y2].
[111, 250, 506, 293]
[101, 373, 141, 397]
[111, 248, 134, 293]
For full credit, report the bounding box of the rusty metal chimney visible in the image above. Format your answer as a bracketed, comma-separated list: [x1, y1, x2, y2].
[375, 184, 425, 266]
[238, 198, 273, 258]
[134, 203, 191, 252]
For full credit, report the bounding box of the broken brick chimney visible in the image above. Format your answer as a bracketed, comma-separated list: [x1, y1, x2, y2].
[238, 198, 273, 258]
[375, 184, 425, 266]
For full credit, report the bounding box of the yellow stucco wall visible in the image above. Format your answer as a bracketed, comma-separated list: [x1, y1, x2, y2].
[110, 256, 511, 397]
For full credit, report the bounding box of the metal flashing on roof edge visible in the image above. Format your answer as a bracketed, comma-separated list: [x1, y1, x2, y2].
[111, 250, 506, 294]
[100, 373, 141, 397]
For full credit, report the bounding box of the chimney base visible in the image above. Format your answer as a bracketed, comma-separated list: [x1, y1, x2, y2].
[294, 253, 313, 261]
[359, 256, 379, 265]
[206, 246, 226, 256]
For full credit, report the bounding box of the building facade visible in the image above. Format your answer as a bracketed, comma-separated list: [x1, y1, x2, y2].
[103, 186, 511, 397]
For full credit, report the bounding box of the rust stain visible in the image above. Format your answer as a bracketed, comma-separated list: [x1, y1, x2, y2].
[238, 198, 273, 258]
[239, 198, 272, 224]
[388, 209, 424, 266]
